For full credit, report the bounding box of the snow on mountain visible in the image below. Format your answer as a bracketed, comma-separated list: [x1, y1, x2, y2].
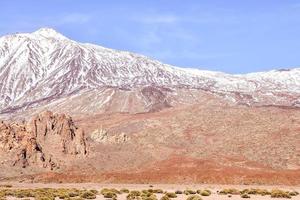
[0, 28, 299, 116]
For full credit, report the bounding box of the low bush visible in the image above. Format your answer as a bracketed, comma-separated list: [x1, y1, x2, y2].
[72, 198, 84, 200]
[101, 188, 121, 195]
[129, 191, 141, 196]
[200, 190, 211, 196]
[165, 193, 177, 198]
[103, 192, 117, 199]
[68, 191, 80, 197]
[241, 194, 251, 198]
[289, 191, 299, 196]
[175, 190, 182, 194]
[0, 185, 12, 188]
[141, 192, 152, 198]
[152, 189, 163, 194]
[186, 195, 202, 200]
[121, 189, 130, 193]
[270, 190, 291, 199]
[160, 195, 169, 200]
[89, 190, 98, 194]
[242, 188, 270, 196]
[127, 191, 142, 200]
[80, 191, 97, 199]
[184, 190, 196, 195]
[142, 194, 157, 200]
[219, 188, 240, 195]
[35, 197, 55, 200]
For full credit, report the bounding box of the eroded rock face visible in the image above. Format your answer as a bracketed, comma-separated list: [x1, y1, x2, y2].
[0, 111, 87, 169]
[90, 128, 129, 144]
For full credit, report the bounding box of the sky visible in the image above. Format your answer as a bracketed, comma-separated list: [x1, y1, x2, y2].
[1, 0, 300, 74]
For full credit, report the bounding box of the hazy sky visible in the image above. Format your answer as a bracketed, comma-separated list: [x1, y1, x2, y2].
[1, 0, 300, 73]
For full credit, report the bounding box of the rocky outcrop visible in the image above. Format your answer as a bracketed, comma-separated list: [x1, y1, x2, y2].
[90, 128, 129, 144]
[0, 111, 87, 169]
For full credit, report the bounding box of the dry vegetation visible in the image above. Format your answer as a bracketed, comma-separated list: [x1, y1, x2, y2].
[219, 188, 299, 199]
[0, 186, 298, 200]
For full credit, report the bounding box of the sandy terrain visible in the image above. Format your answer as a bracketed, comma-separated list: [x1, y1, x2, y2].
[1, 183, 299, 200]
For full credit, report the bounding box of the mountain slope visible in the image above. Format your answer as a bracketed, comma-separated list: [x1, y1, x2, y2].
[1, 28, 300, 185]
[0, 28, 300, 117]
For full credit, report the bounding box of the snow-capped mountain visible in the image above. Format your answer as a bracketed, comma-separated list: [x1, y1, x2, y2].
[0, 28, 299, 116]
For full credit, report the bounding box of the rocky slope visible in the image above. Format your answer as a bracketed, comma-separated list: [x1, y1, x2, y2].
[0, 28, 300, 118]
[6, 103, 297, 185]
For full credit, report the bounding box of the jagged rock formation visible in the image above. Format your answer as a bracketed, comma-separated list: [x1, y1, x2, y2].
[0, 111, 87, 169]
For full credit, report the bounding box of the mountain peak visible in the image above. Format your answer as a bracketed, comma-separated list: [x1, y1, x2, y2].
[0, 28, 300, 115]
[32, 27, 68, 40]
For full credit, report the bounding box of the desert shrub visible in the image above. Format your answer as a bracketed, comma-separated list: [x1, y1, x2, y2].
[127, 194, 141, 200]
[165, 193, 177, 198]
[270, 190, 291, 198]
[89, 190, 98, 195]
[80, 191, 97, 199]
[289, 191, 299, 196]
[0, 191, 5, 198]
[240, 189, 249, 194]
[130, 191, 141, 196]
[0, 185, 12, 188]
[152, 189, 163, 194]
[257, 189, 271, 196]
[186, 195, 202, 200]
[127, 191, 142, 200]
[249, 189, 259, 195]
[72, 198, 84, 200]
[200, 190, 211, 196]
[160, 196, 169, 200]
[121, 189, 130, 193]
[141, 192, 152, 198]
[16, 191, 30, 198]
[142, 194, 157, 200]
[241, 188, 271, 196]
[34, 192, 56, 200]
[35, 197, 55, 200]
[103, 192, 117, 199]
[101, 189, 120, 195]
[58, 194, 69, 199]
[4, 190, 14, 196]
[175, 190, 182, 194]
[68, 191, 80, 197]
[140, 191, 155, 200]
[142, 195, 156, 200]
[219, 188, 240, 195]
[241, 194, 250, 198]
[184, 190, 196, 195]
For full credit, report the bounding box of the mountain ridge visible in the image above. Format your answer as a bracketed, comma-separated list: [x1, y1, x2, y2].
[0, 28, 300, 117]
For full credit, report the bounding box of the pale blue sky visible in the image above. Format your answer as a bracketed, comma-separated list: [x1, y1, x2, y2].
[1, 0, 300, 73]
